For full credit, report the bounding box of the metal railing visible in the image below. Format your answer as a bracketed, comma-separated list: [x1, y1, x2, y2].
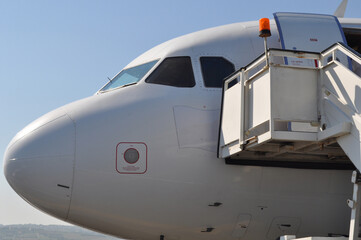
[220, 42, 361, 152]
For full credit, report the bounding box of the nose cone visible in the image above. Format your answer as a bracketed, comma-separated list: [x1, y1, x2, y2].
[3, 112, 75, 220]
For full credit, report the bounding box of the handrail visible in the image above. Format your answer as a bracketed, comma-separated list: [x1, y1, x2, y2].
[219, 41, 361, 159]
[239, 49, 321, 87]
[238, 48, 321, 73]
[223, 71, 241, 89]
[223, 42, 361, 91]
[268, 49, 320, 59]
[321, 42, 361, 66]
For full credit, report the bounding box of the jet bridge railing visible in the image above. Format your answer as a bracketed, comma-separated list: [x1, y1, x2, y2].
[218, 43, 361, 171]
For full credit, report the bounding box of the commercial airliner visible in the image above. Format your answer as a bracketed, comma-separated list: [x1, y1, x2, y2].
[4, 2, 361, 240]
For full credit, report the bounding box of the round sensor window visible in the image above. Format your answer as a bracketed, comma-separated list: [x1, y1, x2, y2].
[124, 148, 139, 164]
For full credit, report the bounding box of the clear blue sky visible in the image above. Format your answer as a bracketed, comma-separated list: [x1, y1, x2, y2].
[0, 0, 360, 226]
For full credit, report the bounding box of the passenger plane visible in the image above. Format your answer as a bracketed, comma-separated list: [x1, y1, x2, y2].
[4, 2, 361, 240]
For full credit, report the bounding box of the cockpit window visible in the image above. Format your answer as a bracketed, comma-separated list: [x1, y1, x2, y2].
[145, 57, 195, 87]
[100, 60, 158, 92]
[200, 57, 235, 88]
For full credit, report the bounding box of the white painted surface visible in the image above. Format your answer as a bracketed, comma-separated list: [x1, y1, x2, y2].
[248, 70, 271, 129]
[271, 67, 318, 122]
[220, 82, 241, 146]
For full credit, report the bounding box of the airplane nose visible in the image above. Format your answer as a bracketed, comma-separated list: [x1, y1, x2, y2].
[3, 112, 75, 220]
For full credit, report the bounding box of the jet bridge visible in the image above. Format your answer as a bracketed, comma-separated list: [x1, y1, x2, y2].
[218, 43, 361, 172]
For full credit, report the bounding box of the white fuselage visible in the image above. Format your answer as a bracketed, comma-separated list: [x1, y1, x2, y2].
[4, 19, 361, 240]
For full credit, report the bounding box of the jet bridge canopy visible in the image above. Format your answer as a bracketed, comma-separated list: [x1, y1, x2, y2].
[218, 43, 361, 171]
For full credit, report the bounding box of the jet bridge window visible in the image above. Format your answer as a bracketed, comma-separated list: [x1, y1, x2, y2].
[200, 57, 235, 88]
[145, 57, 195, 87]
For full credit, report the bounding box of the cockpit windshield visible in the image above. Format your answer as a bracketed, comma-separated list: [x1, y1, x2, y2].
[100, 60, 158, 92]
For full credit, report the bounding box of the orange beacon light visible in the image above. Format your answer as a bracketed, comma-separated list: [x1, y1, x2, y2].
[259, 18, 271, 66]
[259, 18, 271, 37]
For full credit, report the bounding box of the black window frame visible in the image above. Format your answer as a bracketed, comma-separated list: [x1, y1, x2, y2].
[145, 56, 196, 88]
[200, 56, 235, 88]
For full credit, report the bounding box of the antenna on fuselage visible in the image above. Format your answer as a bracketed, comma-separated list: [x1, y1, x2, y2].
[107, 77, 112, 83]
[259, 18, 271, 66]
[334, 0, 348, 18]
